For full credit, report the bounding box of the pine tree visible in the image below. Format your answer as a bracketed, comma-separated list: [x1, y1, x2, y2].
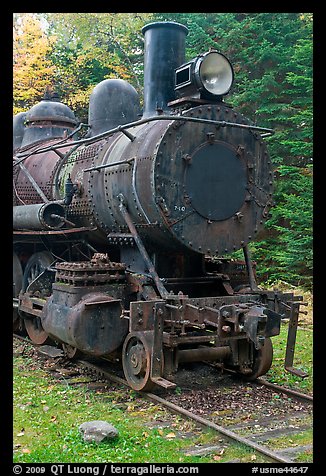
[155, 13, 313, 288]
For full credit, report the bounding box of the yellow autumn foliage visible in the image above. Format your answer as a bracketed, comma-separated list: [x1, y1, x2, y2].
[13, 14, 56, 114]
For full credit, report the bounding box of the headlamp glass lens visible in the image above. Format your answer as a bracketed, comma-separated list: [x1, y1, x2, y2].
[200, 52, 233, 96]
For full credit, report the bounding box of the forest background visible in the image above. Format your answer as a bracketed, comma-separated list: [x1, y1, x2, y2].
[13, 12, 313, 290]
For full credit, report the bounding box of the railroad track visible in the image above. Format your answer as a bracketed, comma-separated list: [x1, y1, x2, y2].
[13, 334, 313, 463]
[76, 359, 313, 464]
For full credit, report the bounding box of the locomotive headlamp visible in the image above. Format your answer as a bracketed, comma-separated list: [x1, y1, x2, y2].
[175, 51, 234, 100]
[198, 52, 234, 96]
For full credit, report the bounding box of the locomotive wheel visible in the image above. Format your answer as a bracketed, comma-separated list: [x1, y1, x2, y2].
[22, 251, 53, 344]
[13, 252, 23, 331]
[122, 332, 155, 391]
[24, 316, 50, 345]
[62, 343, 81, 359]
[22, 251, 54, 292]
[242, 337, 273, 380]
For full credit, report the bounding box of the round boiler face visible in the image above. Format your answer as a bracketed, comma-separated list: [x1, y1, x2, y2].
[185, 142, 246, 221]
[153, 104, 273, 255]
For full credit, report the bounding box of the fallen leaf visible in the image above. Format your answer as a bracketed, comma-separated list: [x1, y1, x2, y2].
[50, 415, 57, 422]
[166, 432, 176, 439]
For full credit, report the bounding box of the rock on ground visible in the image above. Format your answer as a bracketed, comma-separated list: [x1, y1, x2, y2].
[79, 420, 119, 443]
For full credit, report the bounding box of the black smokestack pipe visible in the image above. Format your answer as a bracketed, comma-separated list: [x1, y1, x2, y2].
[141, 21, 188, 118]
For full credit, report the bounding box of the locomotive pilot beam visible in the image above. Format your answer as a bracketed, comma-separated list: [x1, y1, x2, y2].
[13, 21, 307, 391]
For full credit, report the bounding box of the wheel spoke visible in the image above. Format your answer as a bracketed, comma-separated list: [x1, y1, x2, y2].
[13, 252, 23, 331]
[22, 251, 54, 344]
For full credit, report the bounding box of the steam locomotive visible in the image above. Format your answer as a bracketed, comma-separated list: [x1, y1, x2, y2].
[13, 21, 306, 391]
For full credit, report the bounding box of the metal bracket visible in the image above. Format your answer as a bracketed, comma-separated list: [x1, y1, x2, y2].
[284, 301, 308, 378]
[243, 245, 259, 292]
[84, 157, 135, 173]
[118, 194, 169, 299]
[150, 303, 176, 389]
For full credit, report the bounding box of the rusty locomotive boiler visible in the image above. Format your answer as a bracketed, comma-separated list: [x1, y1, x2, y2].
[13, 21, 307, 391]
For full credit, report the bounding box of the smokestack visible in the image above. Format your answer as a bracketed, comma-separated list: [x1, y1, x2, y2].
[141, 21, 188, 118]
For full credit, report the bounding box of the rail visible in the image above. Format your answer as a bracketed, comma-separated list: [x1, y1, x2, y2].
[13, 334, 313, 463]
[76, 359, 303, 464]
